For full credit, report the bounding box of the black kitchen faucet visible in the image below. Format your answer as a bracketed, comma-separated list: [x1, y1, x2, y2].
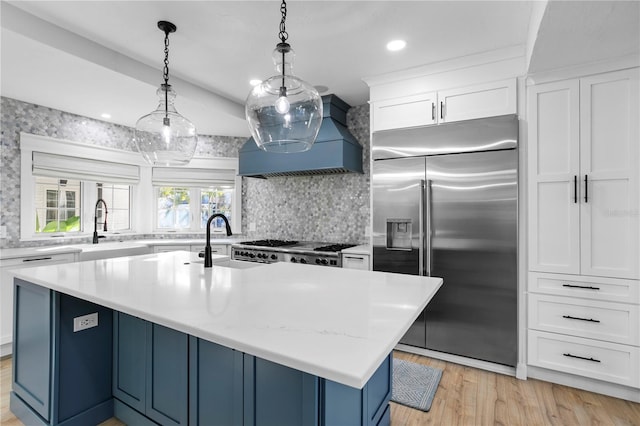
[204, 213, 232, 267]
[92, 198, 108, 244]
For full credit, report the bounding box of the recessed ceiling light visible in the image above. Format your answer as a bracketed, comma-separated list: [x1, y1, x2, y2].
[101, 113, 111, 119]
[386, 39, 407, 52]
[249, 79, 262, 86]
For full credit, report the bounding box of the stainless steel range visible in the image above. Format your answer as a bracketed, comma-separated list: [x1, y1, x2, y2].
[231, 240, 356, 267]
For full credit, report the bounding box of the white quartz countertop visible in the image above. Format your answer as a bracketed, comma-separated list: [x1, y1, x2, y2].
[341, 244, 371, 256]
[0, 238, 245, 260]
[9, 251, 441, 387]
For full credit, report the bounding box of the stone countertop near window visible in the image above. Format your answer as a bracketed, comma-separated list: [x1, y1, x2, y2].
[142, 237, 245, 247]
[9, 251, 442, 389]
[0, 238, 246, 260]
[341, 244, 371, 256]
[0, 244, 84, 260]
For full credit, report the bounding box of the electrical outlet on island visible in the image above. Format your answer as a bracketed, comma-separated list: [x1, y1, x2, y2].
[73, 312, 98, 332]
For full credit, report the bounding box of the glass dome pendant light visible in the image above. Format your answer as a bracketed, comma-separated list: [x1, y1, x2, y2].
[134, 21, 197, 166]
[245, 0, 323, 153]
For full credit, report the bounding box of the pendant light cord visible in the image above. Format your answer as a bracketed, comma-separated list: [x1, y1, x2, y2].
[278, 0, 288, 92]
[163, 28, 170, 122]
[279, 0, 288, 44]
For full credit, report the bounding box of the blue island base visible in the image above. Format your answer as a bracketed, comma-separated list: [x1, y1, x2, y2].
[11, 279, 391, 426]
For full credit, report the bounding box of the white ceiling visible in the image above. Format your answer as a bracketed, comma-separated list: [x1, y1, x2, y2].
[1, 1, 638, 137]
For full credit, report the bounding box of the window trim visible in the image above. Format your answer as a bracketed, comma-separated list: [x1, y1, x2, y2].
[20, 132, 241, 240]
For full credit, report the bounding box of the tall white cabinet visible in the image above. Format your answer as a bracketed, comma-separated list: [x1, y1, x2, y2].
[528, 68, 639, 279]
[527, 68, 640, 400]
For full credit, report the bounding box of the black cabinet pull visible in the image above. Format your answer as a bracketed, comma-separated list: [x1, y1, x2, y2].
[431, 103, 435, 121]
[573, 175, 578, 203]
[562, 283, 600, 290]
[563, 353, 601, 363]
[584, 175, 588, 202]
[23, 257, 53, 262]
[562, 315, 600, 323]
[440, 102, 444, 120]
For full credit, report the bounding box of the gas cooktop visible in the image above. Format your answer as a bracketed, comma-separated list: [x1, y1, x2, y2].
[313, 243, 357, 252]
[240, 239, 298, 247]
[232, 240, 357, 266]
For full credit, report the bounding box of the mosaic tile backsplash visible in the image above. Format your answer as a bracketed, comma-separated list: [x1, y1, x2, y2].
[0, 97, 370, 248]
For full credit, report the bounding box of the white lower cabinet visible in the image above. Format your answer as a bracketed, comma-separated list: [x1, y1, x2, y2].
[529, 294, 639, 346]
[527, 272, 640, 392]
[342, 254, 370, 271]
[152, 244, 228, 255]
[0, 252, 76, 356]
[528, 330, 640, 388]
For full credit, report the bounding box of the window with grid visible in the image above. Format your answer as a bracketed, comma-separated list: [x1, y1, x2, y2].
[96, 183, 131, 231]
[35, 177, 81, 233]
[156, 187, 192, 230]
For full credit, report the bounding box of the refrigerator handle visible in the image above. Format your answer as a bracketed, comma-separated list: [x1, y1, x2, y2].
[425, 179, 433, 276]
[419, 180, 425, 276]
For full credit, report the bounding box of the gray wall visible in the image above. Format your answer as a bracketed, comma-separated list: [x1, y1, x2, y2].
[0, 97, 370, 248]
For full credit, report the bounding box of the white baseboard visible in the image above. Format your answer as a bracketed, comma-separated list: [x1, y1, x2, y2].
[0, 342, 12, 358]
[394, 344, 517, 377]
[527, 366, 640, 403]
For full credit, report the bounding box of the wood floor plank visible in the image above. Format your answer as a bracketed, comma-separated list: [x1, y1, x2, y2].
[461, 366, 478, 425]
[3, 353, 639, 425]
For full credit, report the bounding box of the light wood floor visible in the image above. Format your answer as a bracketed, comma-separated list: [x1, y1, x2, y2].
[2, 352, 639, 425]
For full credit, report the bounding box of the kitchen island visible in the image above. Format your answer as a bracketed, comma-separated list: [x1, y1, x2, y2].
[9, 251, 442, 426]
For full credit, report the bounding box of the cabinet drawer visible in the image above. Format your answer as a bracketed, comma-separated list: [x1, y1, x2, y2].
[528, 330, 640, 387]
[528, 272, 639, 304]
[342, 254, 370, 270]
[1, 252, 76, 267]
[529, 294, 639, 345]
[191, 244, 228, 255]
[372, 93, 436, 132]
[153, 245, 190, 253]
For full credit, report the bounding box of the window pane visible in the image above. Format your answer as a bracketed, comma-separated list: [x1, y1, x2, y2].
[156, 187, 191, 230]
[200, 187, 233, 229]
[35, 177, 81, 233]
[96, 183, 131, 231]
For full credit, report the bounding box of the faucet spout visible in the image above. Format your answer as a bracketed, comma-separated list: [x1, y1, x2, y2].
[204, 213, 232, 268]
[93, 198, 109, 244]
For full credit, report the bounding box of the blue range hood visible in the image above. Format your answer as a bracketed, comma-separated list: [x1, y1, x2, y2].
[239, 94, 363, 178]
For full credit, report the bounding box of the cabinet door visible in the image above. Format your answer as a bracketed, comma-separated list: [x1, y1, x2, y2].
[189, 337, 243, 426]
[146, 323, 189, 426]
[244, 355, 319, 426]
[113, 312, 147, 413]
[438, 79, 516, 123]
[580, 69, 639, 279]
[372, 93, 437, 132]
[1, 253, 75, 355]
[528, 80, 581, 274]
[12, 279, 52, 421]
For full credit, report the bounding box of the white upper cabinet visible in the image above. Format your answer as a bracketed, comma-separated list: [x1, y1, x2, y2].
[372, 92, 437, 132]
[528, 68, 639, 279]
[438, 79, 516, 123]
[371, 78, 517, 132]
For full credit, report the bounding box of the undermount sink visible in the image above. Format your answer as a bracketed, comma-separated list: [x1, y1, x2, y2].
[190, 259, 261, 269]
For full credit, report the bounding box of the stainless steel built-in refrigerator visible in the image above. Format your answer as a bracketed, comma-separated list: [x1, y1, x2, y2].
[372, 114, 518, 367]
